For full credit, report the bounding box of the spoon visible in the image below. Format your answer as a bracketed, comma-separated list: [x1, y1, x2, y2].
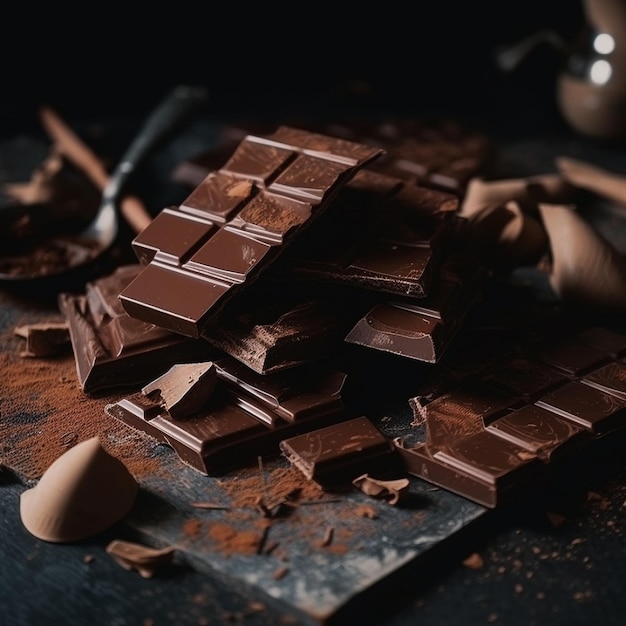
[0, 85, 210, 296]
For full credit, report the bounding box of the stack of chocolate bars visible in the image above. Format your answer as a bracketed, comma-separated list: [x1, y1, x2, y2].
[59, 120, 626, 507]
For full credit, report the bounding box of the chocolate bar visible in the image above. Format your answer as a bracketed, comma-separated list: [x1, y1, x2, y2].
[105, 357, 348, 475]
[394, 324, 626, 507]
[284, 169, 460, 298]
[313, 117, 493, 194]
[119, 126, 383, 338]
[175, 118, 493, 196]
[279, 416, 400, 489]
[58, 265, 218, 394]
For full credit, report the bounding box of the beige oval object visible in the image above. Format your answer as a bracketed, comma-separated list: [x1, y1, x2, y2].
[20, 437, 138, 543]
[538, 202, 626, 311]
[557, 74, 626, 139]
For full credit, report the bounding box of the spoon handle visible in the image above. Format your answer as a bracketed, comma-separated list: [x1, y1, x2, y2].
[103, 85, 210, 204]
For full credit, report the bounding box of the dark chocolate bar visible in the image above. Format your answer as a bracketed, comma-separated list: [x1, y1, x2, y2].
[395, 325, 626, 507]
[284, 169, 460, 298]
[119, 126, 383, 338]
[105, 357, 348, 475]
[58, 265, 218, 394]
[279, 416, 399, 489]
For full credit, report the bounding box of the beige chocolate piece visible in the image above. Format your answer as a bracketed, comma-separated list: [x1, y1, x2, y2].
[538, 202, 626, 312]
[14, 322, 70, 357]
[141, 361, 217, 419]
[459, 174, 574, 220]
[20, 437, 138, 543]
[105, 539, 175, 578]
[556, 156, 626, 207]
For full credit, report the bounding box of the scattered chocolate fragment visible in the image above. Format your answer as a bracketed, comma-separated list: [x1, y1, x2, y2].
[351, 474, 410, 505]
[14, 322, 70, 357]
[141, 361, 217, 419]
[105, 539, 175, 578]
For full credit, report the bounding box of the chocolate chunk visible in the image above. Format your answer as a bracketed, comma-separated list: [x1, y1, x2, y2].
[279, 416, 398, 489]
[58, 265, 218, 394]
[14, 322, 70, 357]
[119, 126, 383, 338]
[105, 357, 348, 475]
[141, 361, 217, 419]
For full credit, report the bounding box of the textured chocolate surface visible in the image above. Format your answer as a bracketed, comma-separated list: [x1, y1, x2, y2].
[58, 265, 217, 394]
[279, 415, 399, 488]
[395, 325, 626, 507]
[119, 126, 383, 338]
[105, 357, 348, 475]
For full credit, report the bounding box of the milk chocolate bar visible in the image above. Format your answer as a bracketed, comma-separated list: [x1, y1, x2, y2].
[119, 126, 383, 338]
[174, 118, 493, 195]
[395, 325, 626, 507]
[279, 416, 399, 489]
[58, 265, 218, 394]
[105, 357, 348, 475]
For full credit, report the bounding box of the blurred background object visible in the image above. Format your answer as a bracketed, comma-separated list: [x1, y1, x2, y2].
[0, 2, 585, 135]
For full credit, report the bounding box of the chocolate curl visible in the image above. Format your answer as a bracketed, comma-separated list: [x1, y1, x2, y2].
[459, 174, 574, 220]
[538, 203, 626, 312]
[105, 539, 175, 578]
[556, 156, 626, 208]
[466, 201, 549, 268]
[38, 106, 152, 234]
[351, 474, 410, 505]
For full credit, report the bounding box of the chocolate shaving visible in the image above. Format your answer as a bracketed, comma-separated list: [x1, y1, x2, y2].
[351, 474, 410, 506]
[105, 539, 175, 578]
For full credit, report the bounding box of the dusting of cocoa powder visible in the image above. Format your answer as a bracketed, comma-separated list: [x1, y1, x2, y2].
[0, 313, 162, 482]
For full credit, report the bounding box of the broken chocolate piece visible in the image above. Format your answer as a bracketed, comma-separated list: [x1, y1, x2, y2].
[14, 322, 70, 357]
[395, 324, 626, 507]
[58, 265, 218, 394]
[105, 357, 348, 475]
[141, 361, 217, 419]
[279, 416, 398, 489]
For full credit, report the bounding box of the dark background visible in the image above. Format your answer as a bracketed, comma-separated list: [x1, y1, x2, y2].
[1, 2, 585, 133]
